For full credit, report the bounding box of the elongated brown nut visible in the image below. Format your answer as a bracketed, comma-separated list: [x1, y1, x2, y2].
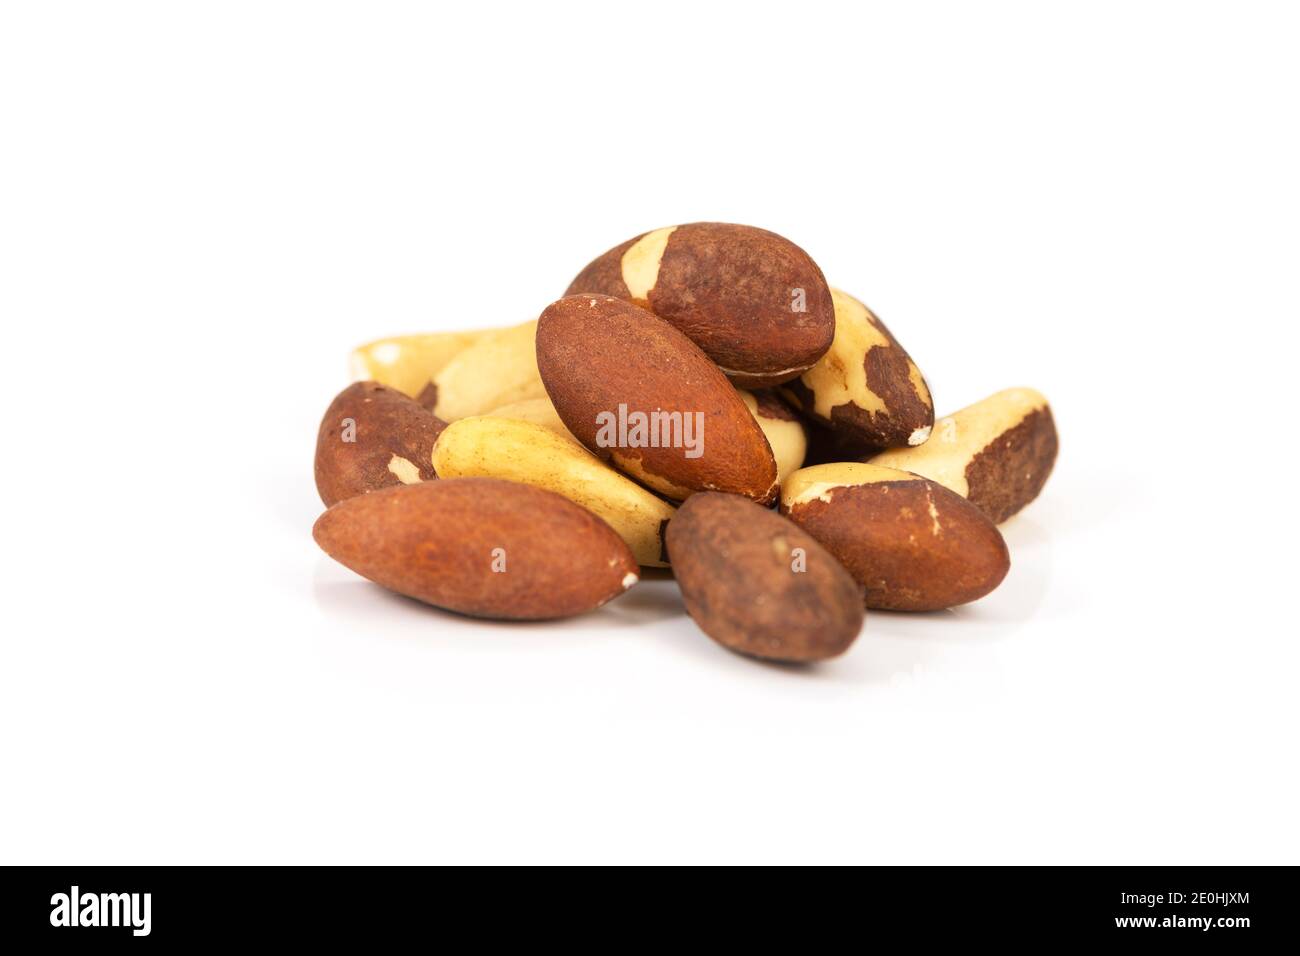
[349, 329, 494, 398]
[780, 462, 1010, 611]
[667, 493, 864, 662]
[432, 417, 676, 567]
[422, 320, 547, 420]
[781, 288, 934, 449]
[536, 294, 779, 504]
[314, 382, 446, 507]
[313, 478, 638, 620]
[869, 387, 1058, 523]
[739, 389, 807, 485]
[565, 223, 835, 388]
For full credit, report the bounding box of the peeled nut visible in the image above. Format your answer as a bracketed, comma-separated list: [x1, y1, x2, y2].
[483, 396, 574, 440]
[666, 493, 864, 662]
[536, 294, 779, 504]
[349, 329, 493, 398]
[869, 387, 1058, 523]
[314, 381, 446, 507]
[313, 478, 638, 620]
[780, 462, 1010, 611]
[781, 288, 934, 449]
[565, 222, 835, 388]
[423, 320, 547, 420]
[739, 389, 807, 485]
[432, 416, 676, 567]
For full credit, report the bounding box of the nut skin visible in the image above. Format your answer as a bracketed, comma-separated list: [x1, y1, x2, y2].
[869, 387, 1058, 523]
[565, 223, 835, 388]
[666, 493, 864, 662]
[780, 463, 1010, 612]
[314, 381, 446, 507]
[312, 478, 638, 620]
[536, 294, 779, 504]
[781, 288, 934, 449]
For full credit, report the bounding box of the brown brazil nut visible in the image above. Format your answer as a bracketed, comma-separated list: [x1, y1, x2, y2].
[781, 288, 935, 449]
[666, 493, 864, 662]
[312, 478, 639, 620]
[314, 381, 447, 507]
[779, 463, 1010, 611]
[536, 294, 779, 504]
[564, 222, 835, 388]
[869, 387, 1058, 523]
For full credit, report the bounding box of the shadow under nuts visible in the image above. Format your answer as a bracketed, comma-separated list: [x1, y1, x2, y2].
[536, 294, 779, 504]
[565, 222, 835, 388]
[780, 462, 1010, 611]
[313, 478, 638, 620]
[666, 493, 864, 662]
[314, 381, 446, 507]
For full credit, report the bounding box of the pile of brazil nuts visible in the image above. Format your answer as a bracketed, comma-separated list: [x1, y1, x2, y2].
[313, 222, 1058, 663]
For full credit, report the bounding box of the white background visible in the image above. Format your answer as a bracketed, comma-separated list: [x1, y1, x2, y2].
[2, 2, 1297, 864]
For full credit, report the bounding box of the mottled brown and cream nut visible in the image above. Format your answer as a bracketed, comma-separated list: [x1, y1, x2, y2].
[432, 417, 676, 567]
[349, 329, 494, 398]
[565, 223, 835, 388]
[781, 288, 934, 449]
[422, 320, 547, 420]
[869, 387, 1058, 524]
[666, 493, 864, 662]
[780, 462, 1010, 612]
[483, 396, 574, 440]
[537, 294, 779, 504]
[313, 478, 638, 620]
[314, 381, 446, 507]
[739, 389, 807, 485]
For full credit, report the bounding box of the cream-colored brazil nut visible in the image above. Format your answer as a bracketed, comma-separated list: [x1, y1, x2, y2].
[868, 387, 1058, 524]
[349, 329, 494, 398]
[739, 389, 807, 485]
[424, 320, 548, 421]
[431, 416, 676, 567]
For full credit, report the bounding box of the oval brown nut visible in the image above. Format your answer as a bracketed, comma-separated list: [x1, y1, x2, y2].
[667, 493, 864, 662]
[536, 294, 779, 504]
[565, 223, 835, 388]
[869, 387, 1058, 523]
[780, 462, 1010, 611]
[314, 381, 447, 507]
[349, 329, 495, 398]
[313, 478, 639, 620]
[432, 416, 676, 568]
[781, 288, 935, 449]
[739, 389, 807, 485]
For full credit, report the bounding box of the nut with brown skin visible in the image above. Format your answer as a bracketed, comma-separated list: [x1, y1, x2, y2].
[536, 294, 779, 504]
[565, 223, 835, 388]
[781, 288, 935, 449]
[314, 381, 447, 507]
[780, 462, 1010, 611]
[313, 478, 639, 620]
[666, 493, 864, 662]
[869, 387, 1058, 523]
